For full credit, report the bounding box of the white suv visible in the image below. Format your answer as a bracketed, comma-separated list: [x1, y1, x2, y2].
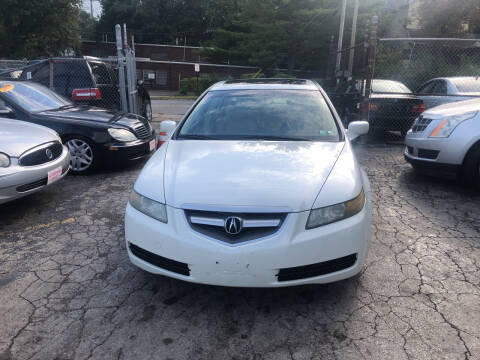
[405, 98, 480, 187]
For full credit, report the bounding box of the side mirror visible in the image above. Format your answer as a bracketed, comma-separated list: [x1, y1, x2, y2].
[347, 121, 369, 141]
[158, 120, 177, 148]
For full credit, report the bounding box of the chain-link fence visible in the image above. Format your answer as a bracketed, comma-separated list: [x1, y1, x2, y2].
[0, 55, 153, 120]
[369, 38, 480, 142]
[0, 25, 151, 120]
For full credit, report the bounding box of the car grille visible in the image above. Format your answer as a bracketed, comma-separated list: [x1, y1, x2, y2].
[418, 149, 440, 160]
[16, 178, 48, 192]
[16, 165, 69, 193]
[129, 243, 190, 276]
[277, 254, 357, 282]
[184, 209, 287, 244]
[411, 116, 433, 133]
[132, 121, 152, 140]
[19, 142, 63, 166]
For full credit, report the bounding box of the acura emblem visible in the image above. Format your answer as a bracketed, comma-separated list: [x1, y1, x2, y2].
[225, 216, 242, 235]
[45, 148, 53, 159]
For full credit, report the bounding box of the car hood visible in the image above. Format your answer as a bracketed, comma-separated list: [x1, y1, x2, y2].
[423, 98, 480, 118]
[0, 118, 59, 157]
[40, 106, 146, 127]
[155, 140, 345, 212]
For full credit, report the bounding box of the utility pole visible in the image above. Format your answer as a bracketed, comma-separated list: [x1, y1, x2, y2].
[348, 0, 359, 76]
[335, 0, 348, 76]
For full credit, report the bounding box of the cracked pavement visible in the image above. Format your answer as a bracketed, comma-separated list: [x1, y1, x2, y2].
[0, 144, 479, 360]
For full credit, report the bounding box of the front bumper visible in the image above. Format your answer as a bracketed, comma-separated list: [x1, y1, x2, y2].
[103, 132, 156, 164]
[0, 146, 70, 204]
[404, 134, 464, 177]
[125, 198, 372, 287]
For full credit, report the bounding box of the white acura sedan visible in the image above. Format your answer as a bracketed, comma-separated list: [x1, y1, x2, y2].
[125, 79, 372, 287]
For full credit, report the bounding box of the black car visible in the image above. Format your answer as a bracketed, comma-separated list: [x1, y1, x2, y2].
[332, 79, 425, 136]
[4, 57, 152, 121]
[0, 81, 156, 174]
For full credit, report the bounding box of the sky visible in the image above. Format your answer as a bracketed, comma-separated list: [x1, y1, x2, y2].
[82, 0, 102, 18]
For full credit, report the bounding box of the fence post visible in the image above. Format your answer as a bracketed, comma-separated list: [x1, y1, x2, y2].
[362, 16, 378, 120]
[49, 58, 54, 90]
[115, 24, 128, 112]
[360, 20, 370, 97]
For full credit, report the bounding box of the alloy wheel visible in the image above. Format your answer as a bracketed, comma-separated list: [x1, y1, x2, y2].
[66, 139, 93, 172]
[145, 102, 152, 121]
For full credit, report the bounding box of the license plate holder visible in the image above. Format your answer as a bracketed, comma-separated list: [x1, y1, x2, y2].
[47, 166, 63, 185]
[149, 139, 156, 152]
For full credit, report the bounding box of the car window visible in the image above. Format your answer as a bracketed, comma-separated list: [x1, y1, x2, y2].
[372, 80, 412, 94]
[89, 62, 112, 85]
[0, 81, 71, 112]
[417, 81, 436, 94]
[432, 80, 447, 95]
[451, 78, 480, 93]
[178, 90, 340, 141]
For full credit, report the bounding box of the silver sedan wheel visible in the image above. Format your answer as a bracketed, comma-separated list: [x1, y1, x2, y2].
[66, 139, 93, 172]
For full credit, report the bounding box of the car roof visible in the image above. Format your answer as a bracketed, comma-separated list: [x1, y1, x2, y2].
[428, 76, 479, 82]
[209, 78, 319, 91]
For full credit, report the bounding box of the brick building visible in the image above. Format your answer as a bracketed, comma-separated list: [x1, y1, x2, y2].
[81, 41, 259, 91]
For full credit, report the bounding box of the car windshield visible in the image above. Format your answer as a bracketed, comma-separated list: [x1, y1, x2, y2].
[0, 81, 71, 112]
[372, 80, 412, 94]
[177, 90, 340, 141]
[451, 78, 480, 93]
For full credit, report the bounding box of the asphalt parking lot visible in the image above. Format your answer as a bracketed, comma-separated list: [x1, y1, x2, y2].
[1, 141, 480, 359]
[151, 99, 194, 122]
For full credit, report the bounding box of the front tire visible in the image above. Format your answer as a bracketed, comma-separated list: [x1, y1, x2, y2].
[464, 145, 480, 189]
[143, 99, 152, 122]
[65, 136, 98, 175]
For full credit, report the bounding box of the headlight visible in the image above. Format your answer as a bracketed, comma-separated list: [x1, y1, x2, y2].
[129, 191, 167, 223]
[306, 189, 365, 229]
[429, 111, 478, 138]
[108, 128, 137, 142]
[0, 153, 10, 167]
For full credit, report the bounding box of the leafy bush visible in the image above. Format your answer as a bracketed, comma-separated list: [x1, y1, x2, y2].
[179, 73, 233, 95]
[271, 72, 296, 78]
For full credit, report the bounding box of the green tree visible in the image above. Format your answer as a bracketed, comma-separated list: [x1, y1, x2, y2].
[202, 0, 338, 73]
[77, 10, 97, 41]
[95, 0, 239, 45]
[417, 0, 480, 36]
[0, 0, 82, 58]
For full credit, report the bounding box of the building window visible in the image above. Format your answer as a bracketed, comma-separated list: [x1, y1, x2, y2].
[151, 52, 169, 61]
[156, 71, 168, 86]
[143, 70, 156, 85]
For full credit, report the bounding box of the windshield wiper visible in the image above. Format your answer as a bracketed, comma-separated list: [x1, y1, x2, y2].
[177, 134, 216, 140]
[238, 135, 313, 141]
[41, 104, 76, 112]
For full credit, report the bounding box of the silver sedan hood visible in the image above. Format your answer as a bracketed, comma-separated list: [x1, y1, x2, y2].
[0, 118, 60, 157]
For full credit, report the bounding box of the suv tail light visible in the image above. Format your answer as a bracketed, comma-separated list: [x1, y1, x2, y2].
[412, 102, 426, 114]
[72, 88, 102, 100]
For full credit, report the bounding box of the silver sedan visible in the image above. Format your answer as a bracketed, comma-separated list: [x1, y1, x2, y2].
[405, 98, 480, 188]
[416, 77, 480, 109]
[0, 118, 70, 204]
